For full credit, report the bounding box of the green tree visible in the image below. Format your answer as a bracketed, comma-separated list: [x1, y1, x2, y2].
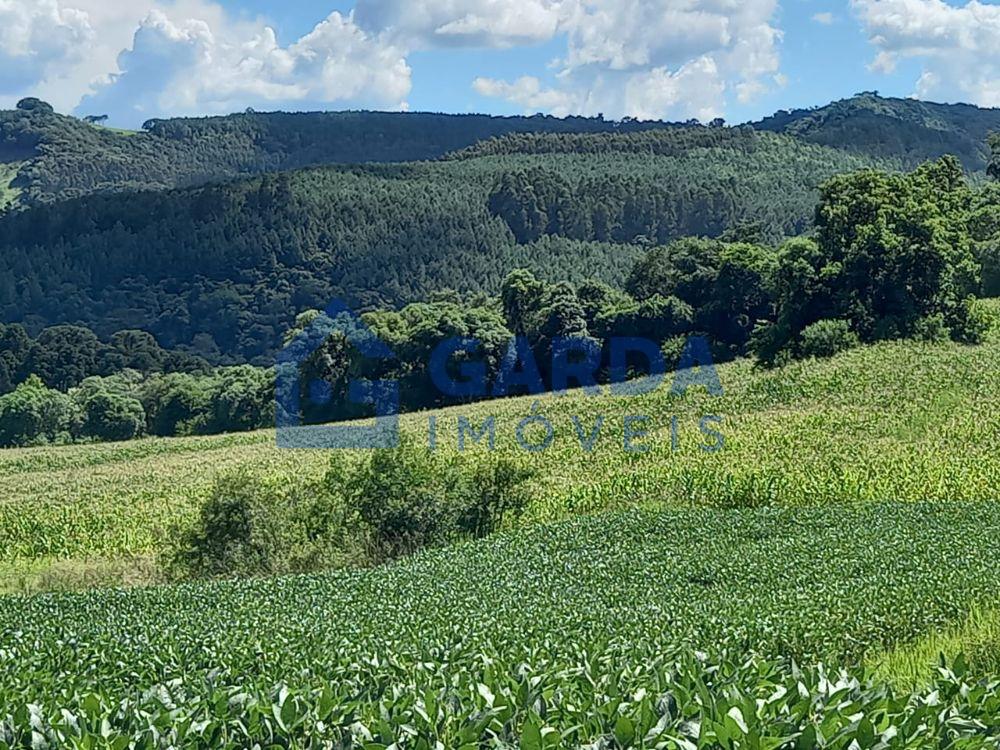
[79, 389, 146, 442]
[109, 330, 165, 373]
[627, 238, 776, 355]
[0, 375, 78, 447]
[25, 325, 103, 390]
[0, 323, 31, 394]
[756, 158, 982, 364]
[140, 373, 210, 436]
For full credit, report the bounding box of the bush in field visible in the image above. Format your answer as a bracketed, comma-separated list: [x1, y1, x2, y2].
[168, 471, 354, 579]
[343, 441, 533, 562]
[798, 319, 859, 359]
[79, 390, 145, 442]
[171, 442, 534, 577]
[0, 375, 78, 447]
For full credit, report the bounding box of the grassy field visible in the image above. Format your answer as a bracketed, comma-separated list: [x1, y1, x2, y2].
[0, 310, 999, 743]
[1, 315, 998, 590]
[3, 501, 1000, 745]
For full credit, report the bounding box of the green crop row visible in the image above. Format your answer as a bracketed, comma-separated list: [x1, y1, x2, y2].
[2, 502, 1000, 746]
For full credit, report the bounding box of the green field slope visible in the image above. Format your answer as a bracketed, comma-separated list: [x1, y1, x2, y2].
[1, 312, 998, 591]
[3, 501, 1000, 746]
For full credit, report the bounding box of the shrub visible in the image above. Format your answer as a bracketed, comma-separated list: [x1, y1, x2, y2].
[167, 471, 354, 579]
[798, 319, 859, 359]
[0, 375, 78, 447]
[345, 442, 465, 560]
[170, 441, 535, 578]
[79, 391, 145, 442]
[948, 297, 990, 345]
[913, 313, 950, 343]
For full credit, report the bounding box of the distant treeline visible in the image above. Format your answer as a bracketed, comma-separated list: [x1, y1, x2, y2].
[3, 154, 997, 449]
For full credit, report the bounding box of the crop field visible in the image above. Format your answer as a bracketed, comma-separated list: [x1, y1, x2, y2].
[1, 308, 999, 746]
[3, 502, 1000, 746]
[1, 318, 999, 588]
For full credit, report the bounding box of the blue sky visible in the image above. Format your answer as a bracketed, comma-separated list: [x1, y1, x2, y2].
[219, 0, 929, 123]
[2, 0, 998, 127]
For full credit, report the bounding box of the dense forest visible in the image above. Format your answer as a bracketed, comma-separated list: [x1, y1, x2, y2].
[756, 93, 1000, 172]
[0, 127, 884, 361]
[2, 152, 997, 449]
[3, 94, 997, 211]
[0, 98, 675, 208]
[0, 94, 998, 448]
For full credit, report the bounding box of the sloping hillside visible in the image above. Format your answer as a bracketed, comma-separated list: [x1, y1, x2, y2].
[0, 129, 885, 359]
[0, 105, 672, 208]
[754, 93, 1000, 171]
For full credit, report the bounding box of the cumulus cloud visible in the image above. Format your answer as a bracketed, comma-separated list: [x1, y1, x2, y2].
[472, 76, 576, 114]
[852, 0, 1000, 106]
[0, 0, 411, 124]
[1, 0, 783, 125]
[78, 8, 411, 122]
[467, 0, 781, 122]
[0, 0, 93, 94]
[812, 12, 835, 25]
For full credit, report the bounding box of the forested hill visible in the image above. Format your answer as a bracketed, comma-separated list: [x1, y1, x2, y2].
[0, 101, 674, 208]
[0, 128, 884, 362]
[755, 93, 1000, 172]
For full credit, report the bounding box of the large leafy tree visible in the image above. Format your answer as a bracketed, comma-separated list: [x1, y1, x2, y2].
[626, 238, 777, 355]
[24, 325, 104, 391]
[0, 375, 78, 447]
[755, 157, 982, 364]
[0, 323, 31, 394]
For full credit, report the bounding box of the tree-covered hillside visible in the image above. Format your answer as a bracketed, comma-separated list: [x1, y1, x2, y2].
[755, 93, 1000, 172]
[0, 101, 673, 208]
[0, 129, 885, 362]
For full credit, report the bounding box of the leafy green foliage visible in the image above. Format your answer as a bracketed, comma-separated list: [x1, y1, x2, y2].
[78, 388, 145, 442]
[988, 132, 1000, 180]
[0, 375, 77, 447]
[626, 238, 777, 357]
[4, 502, 1000, 745]
[169, 442, 533, 577]
[798, 319, 860, 359]
[755, 158, 984, 364]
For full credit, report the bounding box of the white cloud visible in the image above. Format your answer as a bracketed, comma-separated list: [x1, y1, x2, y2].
[472, 75, 576, 114]
[0, 0, 93, 97]
[1, 0, 784, 126]
[623, 57, 726, 121]
[812, 12, 835, 25]
[77, 8, 410, 122]
[1, 0, 411, 124]
[471, 0, 782, 122]
[354, 0, 561, 48]
[852, 0, 1000, 106]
